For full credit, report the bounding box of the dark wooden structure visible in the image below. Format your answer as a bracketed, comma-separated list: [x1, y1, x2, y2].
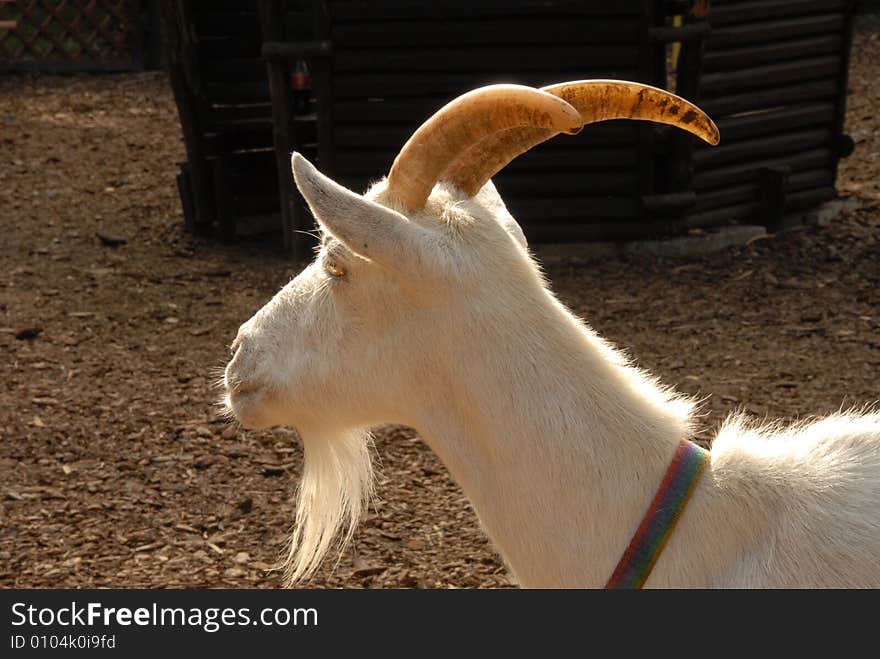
[687, 0, 856, 232]
[159, 1, 291, 239]
[163, 0, 856, 256]
[0, 0, 162, 73]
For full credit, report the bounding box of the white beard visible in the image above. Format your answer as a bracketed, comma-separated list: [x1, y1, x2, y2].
[285, 426, 374, 585]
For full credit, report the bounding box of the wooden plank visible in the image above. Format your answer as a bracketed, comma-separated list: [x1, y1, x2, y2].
[693, 147, 832, 190]
[203, 130, 275, 155]
[232, 193, 282, 215]
[205, 116, 274, 133]
[694, 128, 833, 167]
[521, 218, 665, 243]
[700, 79, 838, 117]
[703, 34, 841, 73]
[489, 170, 639, 196]
[198, 36, 265, 60]
[506, 145, 640, 170]
[333, 146, 640, 179]
[701, 56, 840, 96]
[692, 168, 835, 212]
[708, 0, 848, 27]
[223, 154, 280, 193]
[207, 103, 274, 123]
[329, 1, 645, 22]
[502, 196, 640, 221]
[331, 17, 640, 47]
[281, 10, 315, 39]
[334, 122, 636, 153]
[685, 186, 835, 229]
[709, 103, 836, 142]
[332, 70, 641, 99]
[784, 186, 836, 211]
[205, 82, 271, 104]
[332, 45, 639, 73]
[204, 58, 267, 82]
[193, 10, 261, 38]
[707, 14, 844, 49]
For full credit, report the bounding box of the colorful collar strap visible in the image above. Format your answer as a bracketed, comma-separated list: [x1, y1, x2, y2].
[606, 439, 710, 589]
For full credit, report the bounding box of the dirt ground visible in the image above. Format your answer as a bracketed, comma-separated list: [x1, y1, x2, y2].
[2, 23, 879, 589]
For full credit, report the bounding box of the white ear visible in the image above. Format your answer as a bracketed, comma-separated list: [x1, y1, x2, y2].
[475, 181, 528, 249]
[292, 153, 435, 270]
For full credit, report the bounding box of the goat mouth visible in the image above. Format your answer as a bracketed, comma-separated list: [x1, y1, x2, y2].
[226, 389, 272, 430]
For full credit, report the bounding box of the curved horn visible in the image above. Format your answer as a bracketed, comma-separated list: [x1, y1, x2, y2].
[386, 84, 583, 211]
[443, 79, 721, 197]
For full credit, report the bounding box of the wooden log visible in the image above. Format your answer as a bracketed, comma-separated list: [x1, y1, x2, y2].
[693, 147, 832, 190]
[232, 193, 282, 215]
[193, 11, 261, 38]
[707, 14, 844, 49]
[500, 196, 640, 221]
[331, 17, 640, 47]
[204, 58, 268, 81]
[202, 129, 275, 156]
[693, 128, 833, 168]
[700, 56, 840, 96]
[332, 70, 641, 100]
[642, 191, 697, 215]
[711, 103, 836, 142]
[703, 34, 841, 72]
[332, 45, 639, 73]
[333, 120, 638, 149]
[692, 169, 835, 212]
[684, 186, 836, 229]
[329, 2, 645, 22]
[708, 0, 849, 27]
[333, 147, 640, 179]
[198, 36, 266, 60]
[522, 219, 666, 243]
[207, 104, 275, 124]
[492, 170, 640, 196]
[204, 82, 271, 104]
[261, 40, 332, 61]
[700, 79, 838, 117]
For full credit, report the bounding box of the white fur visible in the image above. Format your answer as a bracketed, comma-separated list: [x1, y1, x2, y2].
[223, 153, 880, 588]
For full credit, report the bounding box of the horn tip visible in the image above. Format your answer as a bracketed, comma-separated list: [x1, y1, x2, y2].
[706, 127, 721, 146]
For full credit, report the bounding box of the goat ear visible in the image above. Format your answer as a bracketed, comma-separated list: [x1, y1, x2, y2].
[475, 181, 528, 248]
[292, 152, 432, 270]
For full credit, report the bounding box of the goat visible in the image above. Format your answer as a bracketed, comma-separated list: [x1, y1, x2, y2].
[223, 81, 880, 588]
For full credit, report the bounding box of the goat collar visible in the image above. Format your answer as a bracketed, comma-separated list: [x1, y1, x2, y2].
[606, 439, 710, 589]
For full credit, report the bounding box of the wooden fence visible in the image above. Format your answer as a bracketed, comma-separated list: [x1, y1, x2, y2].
[0, 0, 162, 72]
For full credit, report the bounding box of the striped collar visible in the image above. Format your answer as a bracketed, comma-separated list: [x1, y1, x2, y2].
[605, 439, 710, 589]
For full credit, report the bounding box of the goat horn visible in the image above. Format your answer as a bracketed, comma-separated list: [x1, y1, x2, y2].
[443, 80, 721, 197]
[386, 84, 584, 211]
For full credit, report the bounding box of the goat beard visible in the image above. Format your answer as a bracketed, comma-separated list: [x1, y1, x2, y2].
[284, 426, 374, 586]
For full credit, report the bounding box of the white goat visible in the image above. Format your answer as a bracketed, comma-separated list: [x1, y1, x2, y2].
[223, 81, 880, 588]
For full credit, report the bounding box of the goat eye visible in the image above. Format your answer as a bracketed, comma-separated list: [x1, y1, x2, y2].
[325, 261, 346, 278]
